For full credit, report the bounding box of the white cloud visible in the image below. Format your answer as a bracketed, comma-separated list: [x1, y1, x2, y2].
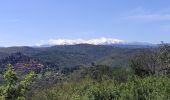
[36, 37, 124, 46]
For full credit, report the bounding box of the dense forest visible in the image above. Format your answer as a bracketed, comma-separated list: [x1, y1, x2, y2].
[0, 44, 169, 100]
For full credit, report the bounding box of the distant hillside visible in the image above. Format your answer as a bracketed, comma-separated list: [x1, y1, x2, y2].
[0, 44, 155, 73]
[0, 52, 44, 73]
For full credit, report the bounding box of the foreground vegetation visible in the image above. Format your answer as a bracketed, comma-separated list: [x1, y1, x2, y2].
[30, 43, 170, 100]
[0, 64, 34, 100]
[32, 75, 170, 100]
[0, 43, 170, 100]
[1, 64, 170, 100]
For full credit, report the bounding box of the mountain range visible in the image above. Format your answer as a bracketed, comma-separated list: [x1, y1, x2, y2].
[36, 37, 156, 48]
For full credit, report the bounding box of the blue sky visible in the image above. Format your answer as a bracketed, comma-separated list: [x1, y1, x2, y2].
[0, 0, 170, 46]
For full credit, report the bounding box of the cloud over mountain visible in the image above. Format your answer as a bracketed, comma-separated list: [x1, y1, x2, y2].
[37, 37, 124, 46]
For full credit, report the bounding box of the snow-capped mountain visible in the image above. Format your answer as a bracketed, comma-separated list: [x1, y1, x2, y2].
[36, 37, 157, 48]
[37, 37, 125, 46]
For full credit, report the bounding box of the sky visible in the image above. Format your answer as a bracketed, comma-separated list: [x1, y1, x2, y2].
[0, 0, 170, 46]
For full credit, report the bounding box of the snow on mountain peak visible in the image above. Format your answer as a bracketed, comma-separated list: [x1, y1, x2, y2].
[46, 37, 124, 45]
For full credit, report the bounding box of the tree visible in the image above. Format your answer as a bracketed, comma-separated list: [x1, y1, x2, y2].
[130, 43, 170, 77]
[0, 64, 35, 100]
[158, 42, 170, 75]
[130, 49, 158, 77]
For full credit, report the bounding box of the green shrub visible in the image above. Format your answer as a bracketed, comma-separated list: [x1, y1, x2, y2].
[31, 75, 170, 100]
[0, 64, 35, 100]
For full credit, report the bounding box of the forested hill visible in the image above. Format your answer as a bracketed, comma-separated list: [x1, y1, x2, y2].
[0, 44, 155, 73]
[1, 44, 167, 100]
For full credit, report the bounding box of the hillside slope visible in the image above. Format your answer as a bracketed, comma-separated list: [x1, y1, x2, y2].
[0, 44, 151, 72]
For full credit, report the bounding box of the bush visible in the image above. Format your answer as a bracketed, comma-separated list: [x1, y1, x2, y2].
[0, 64, 35, 100]
[31, 74, 170, 100]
